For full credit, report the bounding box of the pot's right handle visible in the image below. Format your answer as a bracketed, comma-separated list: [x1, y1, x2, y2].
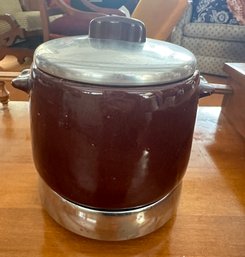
[199, 76, 233, 98]
[12, 69, 32, 94]
[199, 80, 215, 98]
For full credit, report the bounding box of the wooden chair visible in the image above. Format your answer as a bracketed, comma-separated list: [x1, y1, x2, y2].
[132, 0, 188, 40]
[0, 0, 43, 63]
[39, 0, 126, 42]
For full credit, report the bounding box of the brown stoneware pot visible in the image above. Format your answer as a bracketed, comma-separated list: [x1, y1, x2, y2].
[12, 16, 211, 241]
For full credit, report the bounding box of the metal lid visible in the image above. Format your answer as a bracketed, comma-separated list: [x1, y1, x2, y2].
[34, 16, 196, 86]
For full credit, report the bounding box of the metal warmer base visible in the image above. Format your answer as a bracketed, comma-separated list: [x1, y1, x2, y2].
[39, 178, 182, 241]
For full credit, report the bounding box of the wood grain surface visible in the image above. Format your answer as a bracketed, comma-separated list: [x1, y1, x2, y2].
[0, 102, 244, 257]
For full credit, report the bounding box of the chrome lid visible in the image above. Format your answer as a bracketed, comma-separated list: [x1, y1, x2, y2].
[34, 16, 196, 86]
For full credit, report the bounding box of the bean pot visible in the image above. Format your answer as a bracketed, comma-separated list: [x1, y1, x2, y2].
[12, 16, 210, 241]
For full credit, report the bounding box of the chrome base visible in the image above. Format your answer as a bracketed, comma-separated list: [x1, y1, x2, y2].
[39, 178, 182, 241]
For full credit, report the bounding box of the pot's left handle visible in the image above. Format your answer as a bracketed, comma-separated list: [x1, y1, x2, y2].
[12, 69, 32, 94]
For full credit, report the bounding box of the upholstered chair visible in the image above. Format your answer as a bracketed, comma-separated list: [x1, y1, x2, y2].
[171, 0, 245, 76]
[0, 0, 42, 63]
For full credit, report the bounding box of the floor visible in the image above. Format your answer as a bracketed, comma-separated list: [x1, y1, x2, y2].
[1, 55, 227, 105]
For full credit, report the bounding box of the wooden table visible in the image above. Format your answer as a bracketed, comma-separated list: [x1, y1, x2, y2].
[0, 102, 244, 257]
[222, 63, 245, 139]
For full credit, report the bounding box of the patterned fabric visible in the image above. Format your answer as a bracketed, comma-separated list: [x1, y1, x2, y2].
[171, 2, 245, 76]
[191, 0, 239, 24]
[183, 22, 245, 41]
[0, 0, 41, 32]
[195, 55, 234, 76]
[181, 37, 245, 60]
[0, 0, 23, 14]
[14, 11, 41, 32]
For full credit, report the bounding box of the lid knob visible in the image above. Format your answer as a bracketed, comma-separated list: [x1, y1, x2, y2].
[89, 16, 146, 43]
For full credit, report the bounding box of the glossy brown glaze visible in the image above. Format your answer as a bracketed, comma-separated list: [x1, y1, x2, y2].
[30, 68, 200, 210]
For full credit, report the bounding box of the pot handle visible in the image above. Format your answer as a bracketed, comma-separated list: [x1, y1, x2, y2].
[199, 80, 215, 98]
[12, 69, 32, 94]
[89, 16, 146, 43]
[199, 75, 233, 98]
